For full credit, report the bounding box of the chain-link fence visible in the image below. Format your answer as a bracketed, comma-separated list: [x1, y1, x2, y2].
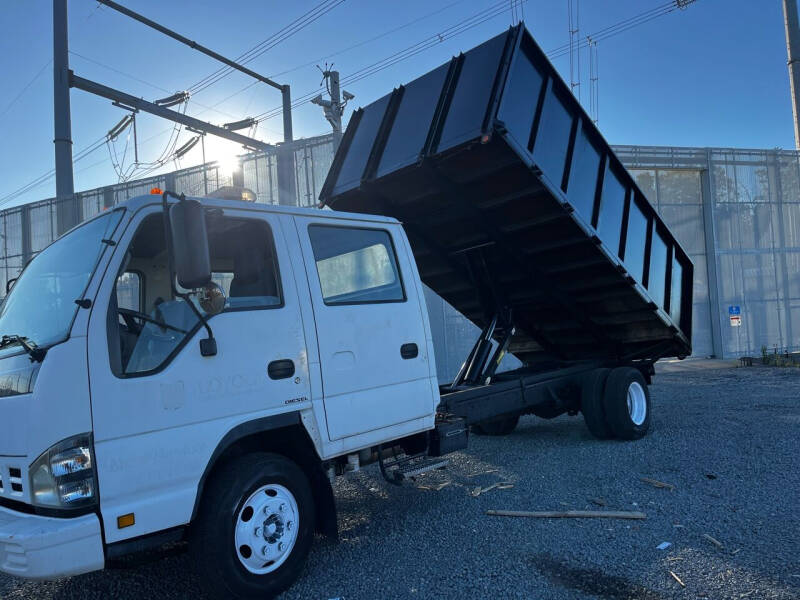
[2, 137, 799, 361]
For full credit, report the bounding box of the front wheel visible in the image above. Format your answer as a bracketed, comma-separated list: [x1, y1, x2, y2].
[190, 453, 315, 599]
[602, 367, 651, 440]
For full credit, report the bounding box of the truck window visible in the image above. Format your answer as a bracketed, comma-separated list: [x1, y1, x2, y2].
[111, 213, 281, 376]
[308, 225, 404, 304]
[116, 271, 142, 312]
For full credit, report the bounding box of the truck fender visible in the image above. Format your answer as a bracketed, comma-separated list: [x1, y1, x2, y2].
[191, 411, 338, 540]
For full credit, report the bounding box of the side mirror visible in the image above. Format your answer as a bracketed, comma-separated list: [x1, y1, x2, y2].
[6, 277, 17, 294]
[198, 282, 226, 315]
[169, 199, 211, 289]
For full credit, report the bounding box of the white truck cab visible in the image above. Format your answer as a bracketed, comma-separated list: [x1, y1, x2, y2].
[0, 191, 441, 598]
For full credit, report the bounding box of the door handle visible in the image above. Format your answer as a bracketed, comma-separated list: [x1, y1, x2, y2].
[400, 343, 418, 359]
[268, 359, 295, 380]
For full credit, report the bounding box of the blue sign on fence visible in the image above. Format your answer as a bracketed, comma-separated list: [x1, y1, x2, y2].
[729, 305, 741, 316]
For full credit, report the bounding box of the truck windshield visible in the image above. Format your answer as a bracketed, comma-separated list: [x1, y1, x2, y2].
[0, 210, 123, 357]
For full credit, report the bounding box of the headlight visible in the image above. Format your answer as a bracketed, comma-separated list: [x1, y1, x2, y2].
[29, 433, 97, 510]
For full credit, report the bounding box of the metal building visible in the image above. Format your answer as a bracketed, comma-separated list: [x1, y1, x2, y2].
[1, 136, 798, 369]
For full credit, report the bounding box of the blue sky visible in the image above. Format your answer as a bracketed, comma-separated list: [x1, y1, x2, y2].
[0, 0, 793, 208]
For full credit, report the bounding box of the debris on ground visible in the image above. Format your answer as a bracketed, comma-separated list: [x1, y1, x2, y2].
[418, 481, 451, 491]
[657, 542, 672, 550]
[470, 482, 514, 497]
[486, 509, 647, 520]
[703, 533, 724, 548]
[589, 497, 607, 507]
[669, 570, 686, 588]
[465, 468, 499, 477]
[640, 477, 676, 490]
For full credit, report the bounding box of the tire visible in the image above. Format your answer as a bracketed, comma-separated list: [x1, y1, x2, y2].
[472, 414, 520, 436]
[602, 367, 651, 440]
[581, 368, 613, 439]
[190, 453, 315, 599]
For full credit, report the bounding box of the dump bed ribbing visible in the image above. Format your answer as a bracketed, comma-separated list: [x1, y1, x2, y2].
[319, 24, 692, 364]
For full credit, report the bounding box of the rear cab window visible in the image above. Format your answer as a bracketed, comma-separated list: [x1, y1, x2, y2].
[307, 225, 405, 305]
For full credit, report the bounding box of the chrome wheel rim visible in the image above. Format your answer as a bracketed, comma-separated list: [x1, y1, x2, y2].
[234, 484, 299, 574]
[627, 381, 647, 426]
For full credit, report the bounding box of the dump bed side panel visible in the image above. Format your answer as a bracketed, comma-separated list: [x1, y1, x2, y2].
[320, 25, 693, 363]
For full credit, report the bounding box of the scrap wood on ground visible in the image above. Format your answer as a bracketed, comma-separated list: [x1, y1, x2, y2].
[486, 509, 647, 520]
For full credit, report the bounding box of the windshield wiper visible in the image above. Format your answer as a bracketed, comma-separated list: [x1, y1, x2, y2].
[0, 334, 46, 362]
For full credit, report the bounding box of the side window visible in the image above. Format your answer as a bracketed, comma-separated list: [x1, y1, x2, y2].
[209, 218, 281, 310]
[115, 271, 142, 312]
[110, 213, 282, 377]
[308, 225, 405, 304]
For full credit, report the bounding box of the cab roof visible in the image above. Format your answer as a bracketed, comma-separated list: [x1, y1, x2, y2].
[117, 193, 401, 226]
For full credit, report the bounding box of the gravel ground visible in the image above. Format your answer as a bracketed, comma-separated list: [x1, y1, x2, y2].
[2, 365, 799, 600]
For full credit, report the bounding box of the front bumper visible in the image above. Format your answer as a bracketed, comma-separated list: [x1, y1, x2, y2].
[0, 505, 104, 579]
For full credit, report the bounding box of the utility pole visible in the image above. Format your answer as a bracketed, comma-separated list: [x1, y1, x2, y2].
[783, 0, 800, 149]
[53, 0, 77, 234]
[277, 84, 296, 206]
[311, 70, 352, 150]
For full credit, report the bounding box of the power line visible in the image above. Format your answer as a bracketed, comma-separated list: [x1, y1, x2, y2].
[69, 51, 241, 122]
[0, 60, 51, 122]
[0, 3, 110, 126]
[0, 135, 108, 208]
[178, 0, 472, 124]
[253, 0, 698, 123]
[189, 0, 346, 96]
[253, 0, 524, 123]
[266, 0, 470, 81]
[548, 0, 697, 59]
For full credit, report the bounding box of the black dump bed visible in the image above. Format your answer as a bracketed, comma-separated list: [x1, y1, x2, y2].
[319, 24, 692, 363]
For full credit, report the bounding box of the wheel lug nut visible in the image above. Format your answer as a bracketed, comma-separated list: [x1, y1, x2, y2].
[255, 527, 262, 537]
[261, 545, 268, 556]
[279, 503, 285, 511]
[278, 542, 284, 551]
[286, 521, 292, 531]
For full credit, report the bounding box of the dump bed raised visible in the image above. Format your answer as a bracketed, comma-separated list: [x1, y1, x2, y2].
[319, 24, 692, 364]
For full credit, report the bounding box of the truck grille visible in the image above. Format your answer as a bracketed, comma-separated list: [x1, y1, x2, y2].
[8, 468, 22, 493]
[0, 462, 25, 499]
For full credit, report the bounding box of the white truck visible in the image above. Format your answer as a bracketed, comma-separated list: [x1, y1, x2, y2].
[0, 25, 692, 599]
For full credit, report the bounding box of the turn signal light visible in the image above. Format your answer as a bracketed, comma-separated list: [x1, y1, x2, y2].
[117, 513, 135, 529]
[150, 187, 163, 195]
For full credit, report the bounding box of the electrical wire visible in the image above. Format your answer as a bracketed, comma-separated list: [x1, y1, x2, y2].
[254, 0, 698, 125]
[0, 101, 189, 207]
[0, 135, 108, 208]
[547, 0, 697, 59]
[179, 0, 472, 117]
[188, 0, 346, 96]
[253, 0, 524, 123]
[68, 51, 244, 122]
[0, 60, 52, 122]
[266, 0, 470, 81]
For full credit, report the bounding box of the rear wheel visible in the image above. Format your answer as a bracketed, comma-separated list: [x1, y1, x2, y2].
[190, 453, 315, 599]
[472, 414, 520, 436]
[602, 367, 651, 440]
[581, 368, 613, 439]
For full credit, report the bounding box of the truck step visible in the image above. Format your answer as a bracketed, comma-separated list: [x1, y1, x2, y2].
[394, 457, 450, 480]
[378, 451, 449, 485]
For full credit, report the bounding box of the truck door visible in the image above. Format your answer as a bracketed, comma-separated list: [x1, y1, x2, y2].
[293, 216, 436, 442]
[87, 206, 311, 543]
